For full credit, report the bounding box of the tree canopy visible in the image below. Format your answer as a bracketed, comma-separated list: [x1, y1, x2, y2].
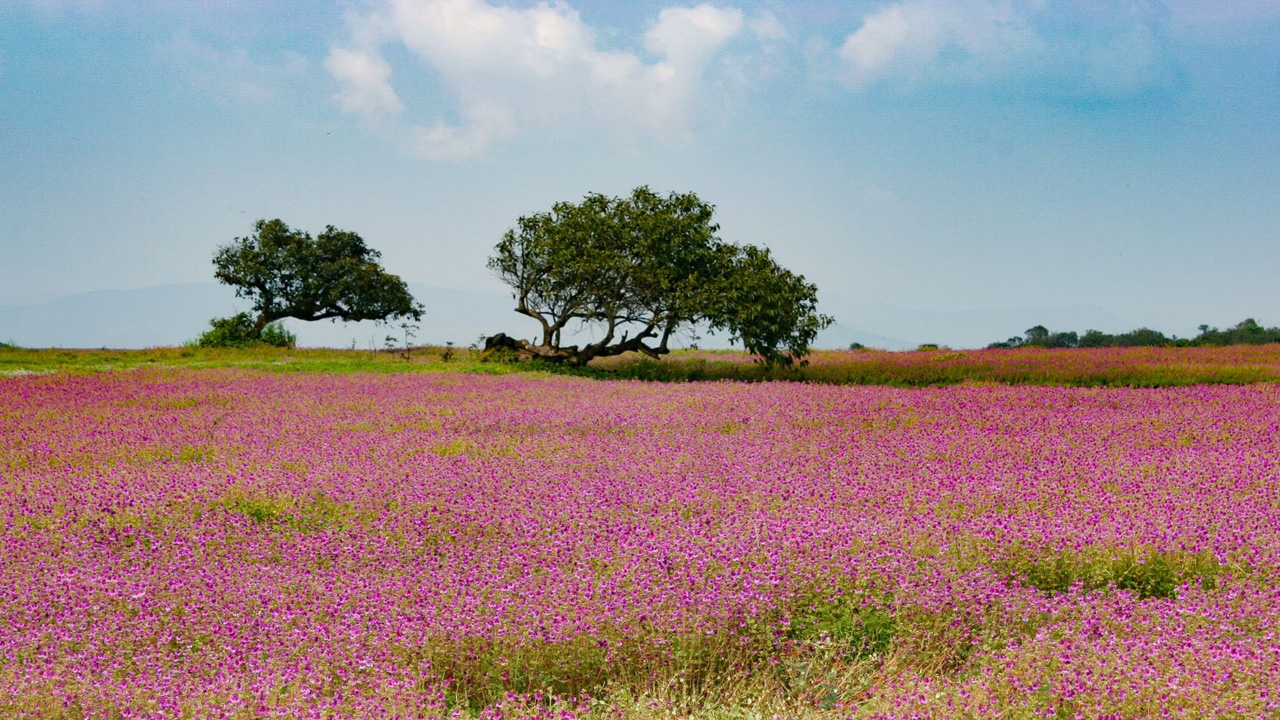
[488, 187, 831, 366]
[988, 318, 1280, 349]
[213, 219, 422, 336]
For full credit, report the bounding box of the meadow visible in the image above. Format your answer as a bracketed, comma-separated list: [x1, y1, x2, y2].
[5, 344, 1280, 387]
[2, 348, 1279, 718]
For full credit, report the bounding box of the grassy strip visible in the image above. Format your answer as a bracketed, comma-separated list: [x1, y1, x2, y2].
[0, 345, 501, 376]
[998, 547, 1225, 599]
[599, 348, 1280, 387]
[5, 345, 1280, 386]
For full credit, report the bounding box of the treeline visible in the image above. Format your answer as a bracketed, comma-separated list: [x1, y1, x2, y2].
[989, 318, 1280, 349]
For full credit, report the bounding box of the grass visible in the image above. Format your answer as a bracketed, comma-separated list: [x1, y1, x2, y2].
[408, 594, 907, 718]
[219, 491, 357, 532]
[1000, 546, 1224, 600]
[598, 346, 1280, 387]
[0, 345, 501, 376]
[5, 344, 1280, 387]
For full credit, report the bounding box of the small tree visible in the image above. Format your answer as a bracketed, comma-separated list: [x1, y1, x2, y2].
[213, 219, 422, 337]
[488, 187, 831, 366]
[196, 312, 296, 348]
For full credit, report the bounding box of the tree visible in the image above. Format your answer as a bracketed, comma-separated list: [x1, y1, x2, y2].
[990, 325, 1080, 349]
[1113, 327, 1173, 347]
[1194, 318, 1280, 345]
[213, 219, 422, 336]
[195, 312, 296, 348]
[488, 187, 832, 366]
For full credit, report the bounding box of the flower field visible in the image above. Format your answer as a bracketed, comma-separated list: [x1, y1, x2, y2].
[2, 368, 1279, 718]
[600, 345, 1280, 387]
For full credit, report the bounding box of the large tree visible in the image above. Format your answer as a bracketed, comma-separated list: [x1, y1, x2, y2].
[213, 219, 422, 335]
[488, 187, 831, 366]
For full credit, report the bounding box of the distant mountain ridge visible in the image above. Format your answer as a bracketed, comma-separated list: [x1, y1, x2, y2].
[817, 292, 1139, 351]
[0, 283, 518, 350]
[2, 282, 1145, 351]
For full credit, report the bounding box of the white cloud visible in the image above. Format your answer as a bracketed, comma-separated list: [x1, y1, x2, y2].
[837, 0, 1037, 86]
[326, 47, 403, 123]
[645, 4, 744, 64]
[835, 0, 1173, 95]
[411, 101, 514, 160]
[327, 0, 748, 160]
[167, 34, 309, 105]
[747, 10, 788, 43]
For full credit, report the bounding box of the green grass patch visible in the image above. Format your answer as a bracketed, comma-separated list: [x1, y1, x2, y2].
[5, 344, 1280, 387]
[219, 491, 358, 533]
[1000, 546, 1222, 599]
[786, 600, 896, 662]
[402, 590, 912, 718]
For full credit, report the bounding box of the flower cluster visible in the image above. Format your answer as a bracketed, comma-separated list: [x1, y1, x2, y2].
[603, 344, 1280, 387]
[2, 369, 1277, 717]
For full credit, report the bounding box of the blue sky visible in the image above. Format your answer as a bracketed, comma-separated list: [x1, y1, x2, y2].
[2, 0, 1278, 345]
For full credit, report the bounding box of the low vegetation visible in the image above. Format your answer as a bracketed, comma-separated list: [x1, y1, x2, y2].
[10, 343, 1280, 388]
[989, 317, 1280, 348]
[193, 312, 296, 349]
[2, 369, 1277, 717]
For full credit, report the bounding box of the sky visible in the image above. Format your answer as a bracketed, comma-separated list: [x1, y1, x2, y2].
[2, 0, 1278, 346]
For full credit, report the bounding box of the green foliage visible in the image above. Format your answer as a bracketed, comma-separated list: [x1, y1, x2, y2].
[705, 244, 833, 367]
[990, 325, 1087, 349]
[1002, 547, 1220, 600]
[213, 218, 422, 334]
[195, 312, 296, 348]
[993, 318, 1280, 349]
[1073, 326, 1178, 348]
[220, 491, 355, 532]
[787, 600, 896, 661]
[1195, 318, 1280, 345]
[258, 322, 297, 348]
[488, 187, 831, 367]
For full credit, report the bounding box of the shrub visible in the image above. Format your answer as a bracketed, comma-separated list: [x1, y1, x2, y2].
[195, 312, 296, 349]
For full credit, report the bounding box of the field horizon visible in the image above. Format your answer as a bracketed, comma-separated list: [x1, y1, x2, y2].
[5, 344, 1280, 388]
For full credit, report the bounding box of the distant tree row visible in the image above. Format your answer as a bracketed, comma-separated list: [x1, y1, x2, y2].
[989, 319, 1280, 349]
[201, 188, 831, 365]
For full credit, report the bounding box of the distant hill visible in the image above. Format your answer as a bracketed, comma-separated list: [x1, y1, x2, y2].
[0, 283, 520, 350]
[0, 284, 243, 350]
[0, 282, 1144, 351]
[817, 292, 1139, 350]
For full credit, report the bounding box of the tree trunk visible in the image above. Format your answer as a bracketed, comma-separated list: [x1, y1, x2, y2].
[506, 337, 672, 367]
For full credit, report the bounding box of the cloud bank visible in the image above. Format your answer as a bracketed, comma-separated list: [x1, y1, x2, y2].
[835, 0, 1176, 96]
[324, 0, 1247, 160]
[328, 0, 750, 160]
